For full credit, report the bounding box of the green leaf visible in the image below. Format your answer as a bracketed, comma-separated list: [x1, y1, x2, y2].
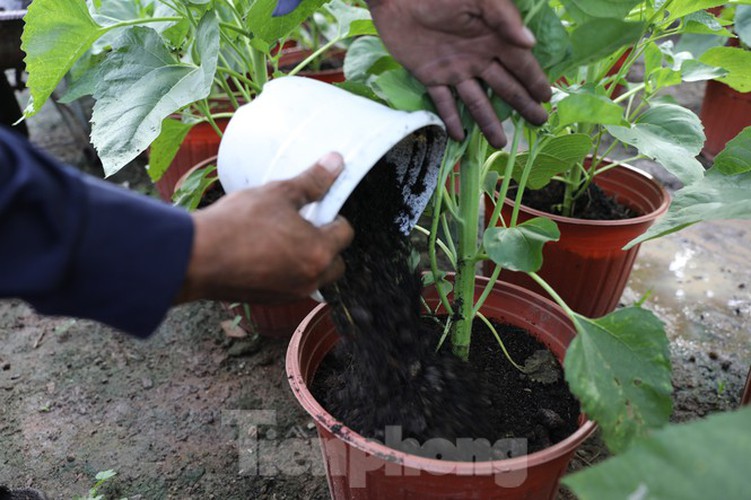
[483, 217, 560, 272]
[147, 118, 197, 182]
[343, 36, 392, 83]
[372, 68, 431, 112]
[553, 19, 644, 75]
[564, 407, 751, 500]
[565, 308, 673, 453]
[626, 168, 751, 248]
[324, 0, 373, 38]
[664, 0, 727, 22]
[675, 33, 727, 58]
[491, 133, 593, 190]
[58, 50, 106, 104]
[172, 164, 218, 211]
[737, 5, 751, 47]
[682, 10, 735, 36]
[607, 103, 705, 185]
[519, 0, 571, 71]
[422, 271, 453, 297]
[333, 81, 385, 104]
[560, 0, 643, 23]
[94, 470, 116, 481]
[21, 0, 107, 116]
[713, 127, 751, 175]
[700, 46, 751, 92]
[91, 14, 219, 177]
[247, 0, 327, 46]
[680, 59, 728, 82]
[556, 92, 626, 127]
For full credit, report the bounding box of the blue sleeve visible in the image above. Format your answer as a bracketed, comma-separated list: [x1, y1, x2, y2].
[273, 0, 303, 16]
[0, 126, 194, 338]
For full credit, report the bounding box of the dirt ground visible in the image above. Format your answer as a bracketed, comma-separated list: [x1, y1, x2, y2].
[0, 73, 749, 499]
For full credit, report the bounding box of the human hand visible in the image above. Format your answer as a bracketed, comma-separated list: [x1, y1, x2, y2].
[368, 0, 551, 148]
[176, 153, 354, 304]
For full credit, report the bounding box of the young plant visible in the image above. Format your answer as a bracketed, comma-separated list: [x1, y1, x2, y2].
[20, 0, 373, 181]
[73, 469, 120, 500]
[345, 0, 751, 457]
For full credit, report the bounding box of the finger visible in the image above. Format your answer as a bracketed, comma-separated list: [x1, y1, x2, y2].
[427, 85, 465, 142]
[455, 79, 507, 148]
[497, 47, 552, 103]
[481, 0, 536, 48]
[480, 62, 548, 126]
[285, 152, 344, 208]
[319, 215, 355, 254]
[317, 255, 346, 288]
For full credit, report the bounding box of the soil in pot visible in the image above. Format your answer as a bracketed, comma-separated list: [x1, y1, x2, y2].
[516, 181, 639, 221]
[318, 153, 580, 457]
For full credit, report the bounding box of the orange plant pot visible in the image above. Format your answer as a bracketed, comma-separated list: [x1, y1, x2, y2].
[700, 79, 751, 161]
[484, 163, 669, 318]
[287, 276, 596, 499]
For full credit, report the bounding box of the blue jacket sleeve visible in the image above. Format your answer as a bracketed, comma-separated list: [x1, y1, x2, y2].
[273, 0, 303, 16]
[0, 126, 194, 338]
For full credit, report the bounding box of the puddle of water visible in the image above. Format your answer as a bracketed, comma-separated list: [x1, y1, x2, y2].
[624, 220, 751, 364]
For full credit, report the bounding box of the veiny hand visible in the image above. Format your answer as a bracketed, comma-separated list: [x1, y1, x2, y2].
[368, 0, 552, 148]
[176, 153, 354, 304]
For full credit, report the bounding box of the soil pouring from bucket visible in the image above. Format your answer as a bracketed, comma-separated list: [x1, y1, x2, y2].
[316, 140, 580, 458]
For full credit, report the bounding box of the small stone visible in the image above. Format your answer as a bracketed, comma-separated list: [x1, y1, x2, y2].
[66, 454, 75, 462]
[142, 377, 154, 389]
[1, 362, 10, 371]
[221, 319, 249, 339]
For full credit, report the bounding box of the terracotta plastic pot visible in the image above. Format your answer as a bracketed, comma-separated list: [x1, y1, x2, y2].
[699, 79, 751, 161]
[277, 47, 346, 83]
[154, 118, 229, 201]
[287, 276, 596, 499]
[484, 162, 670, 318]
[224, 299, 318, 339]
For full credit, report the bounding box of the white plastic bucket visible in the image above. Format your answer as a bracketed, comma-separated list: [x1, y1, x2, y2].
[217, 76, 447, 234]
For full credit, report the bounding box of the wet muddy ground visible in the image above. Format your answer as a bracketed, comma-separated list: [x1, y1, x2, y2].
[1, 76, 749, 499]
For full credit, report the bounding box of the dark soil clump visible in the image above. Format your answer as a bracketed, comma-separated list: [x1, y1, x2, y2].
[517, 181, 638, 220]
[317, 156, 580, 459]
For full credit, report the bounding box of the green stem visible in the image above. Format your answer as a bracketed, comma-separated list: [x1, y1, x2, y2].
[106, 17, 181, 30]
[529, 272, 583, 331]
[288, 37, 340, 76]
[477, 311, 525, 372]
[487, 118, 524, 230]
[511, 132, 546, 226]
[413, 225, 457, 268]
[451, 127, 485, 361]
[250, 48, 268, 91]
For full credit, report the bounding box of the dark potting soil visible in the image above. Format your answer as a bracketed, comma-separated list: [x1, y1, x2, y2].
[516, 181, 638, 220]
[317, 155, 580, 459]
[197, 180, 225, 209]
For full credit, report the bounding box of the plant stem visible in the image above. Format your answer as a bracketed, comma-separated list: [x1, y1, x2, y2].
[287, 37, 340, 76]
[250, 48, 268, 91]
[106, 17, 181, 30]
[528, 272, 582, 328]
[477, 311, 525, 371]
[486, 118, 524, 230]
[451, 127, 485, 361]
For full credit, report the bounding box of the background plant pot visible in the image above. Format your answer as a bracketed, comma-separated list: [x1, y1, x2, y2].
[484, 163, 670, 318]
[286, 277, 596, 499]
[223, 299, 318, 339]
[154, 118, 230, 201]
[174, 156, 319, 339]
[699, 79, 751, 161]
[277, 46, 346, 83]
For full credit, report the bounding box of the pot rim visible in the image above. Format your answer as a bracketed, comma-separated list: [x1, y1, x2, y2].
[286, 279, 597, 474]
[500, 161, 670, 228]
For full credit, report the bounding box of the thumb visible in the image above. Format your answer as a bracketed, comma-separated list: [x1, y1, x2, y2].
[285, 152, 344, 208]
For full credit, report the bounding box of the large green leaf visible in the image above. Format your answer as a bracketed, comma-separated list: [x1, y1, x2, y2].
[147, 118, 197, 182]
[553, 19, 644, 76]
[607, 103, 706, 185]
[565, 308, 673, 453]
[627, 167, 751, 248]
[343, 36, 396, 82]
[713, 127, 751, 175]
[247, 0, 328, 46]
[21, 0, 107, 116]
[560, 0, 642, 23]
[91, 14, 219, 177]
[489, 133, 593, 189]
[737, 5, 751, 47]
[682, 10, 735, 37]
[556, 92, 626, 127]
[700, 46, 751, 92]
[564, 407, 751, 500]
[372, 68, 432, 112]
[663, 0, 727, 21]
[324, 0, 375, 38]
[517, 0, 571, 71]
[483, 217, 560, 272]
